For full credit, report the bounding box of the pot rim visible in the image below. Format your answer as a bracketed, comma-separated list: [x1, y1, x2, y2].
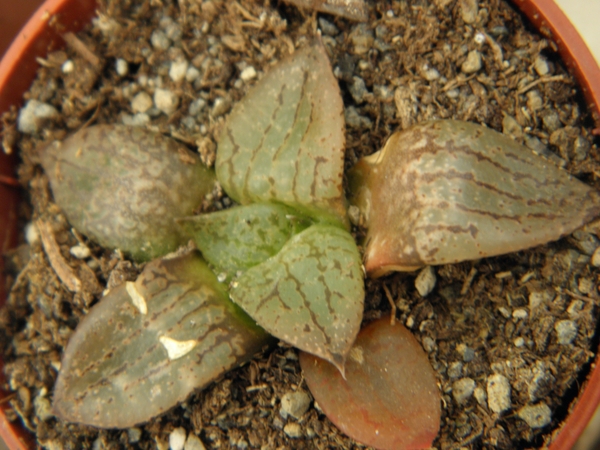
[0, 0, 599, 449]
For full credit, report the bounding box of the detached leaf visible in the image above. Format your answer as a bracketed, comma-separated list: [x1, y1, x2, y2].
[53, 251, 271, 428]
[41, 125, 216, 261]
[348, 120, 600, 277]
[216, 41, 348, 228]
[177, 203, 311, 278]
[300, 317, 441, 450]
[282, 0, 368, 21]
[230, 225, 364, 371]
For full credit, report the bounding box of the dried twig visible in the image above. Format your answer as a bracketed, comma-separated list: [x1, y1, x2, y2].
[63, 32, 101, 68]
[382, 284, 397, 325]
[517, 75, 567, 95]
[37, 220, 81, 292]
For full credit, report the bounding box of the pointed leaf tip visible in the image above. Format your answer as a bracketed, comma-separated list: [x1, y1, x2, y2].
[300, 316, 441, 450]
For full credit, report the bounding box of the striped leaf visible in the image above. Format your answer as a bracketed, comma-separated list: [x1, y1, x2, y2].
[348, 120, 600, 276]
[41, 125, 216, 262]
[177, 203, 312, 279]
[229, 225, 364, 371]
[215, 41, 348, 228]
[53, 251, 271, 428]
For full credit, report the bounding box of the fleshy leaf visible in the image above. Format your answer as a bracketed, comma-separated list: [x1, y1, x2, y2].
[348, 120, 600, 277]
[216, 41, 348, 228]
[229, 225, 364, 370]
[53, 251, 271, 428]
[300, 316, 441, 450]
[41, 124, 216, 261]
[177, 203, 312, 278]
[282, 0, 368, 21]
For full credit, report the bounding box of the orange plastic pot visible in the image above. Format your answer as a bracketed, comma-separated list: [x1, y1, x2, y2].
[0, 0, 599, 449]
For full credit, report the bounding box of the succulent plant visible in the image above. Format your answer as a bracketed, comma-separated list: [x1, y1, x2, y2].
[41, 124, 216, 262]
[348, 120, 600, 277]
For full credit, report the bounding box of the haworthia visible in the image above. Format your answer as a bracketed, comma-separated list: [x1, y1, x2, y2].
[177, 203, 312, 278]
[53, 251, 271, 428]
[216, 41, 348, 228]
[348, 120, 600, 277]
[229, 224, 364, 371]
[41, 124, 216, 262]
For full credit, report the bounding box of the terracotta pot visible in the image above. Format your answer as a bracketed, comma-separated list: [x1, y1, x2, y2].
[0, 0, 598, 448]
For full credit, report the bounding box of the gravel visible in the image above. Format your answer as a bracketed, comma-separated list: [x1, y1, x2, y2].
[17, 99, 60, 134]
[461, 50, 482, 73]
[555, 320, 578, 345]
[280, 390, 311, 420]
[452, 378, 476, 404]
[487, 374, 511, 414]
[415, 266, 436, 297]
[154, 88, 180, 115]
[517, 403, 552, 428]
[169, 427, 187, 450]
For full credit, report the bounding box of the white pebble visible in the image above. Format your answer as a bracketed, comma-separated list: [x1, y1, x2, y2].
[62, 60, 75, 73]
[452, 378, 476, 404]
[591, 246, 600, 267]
[115, 58, 129, 76]
[211, 97, 231, 117]
[131, 92, 153, 114]
[184, 434, 206, 450]
[169, 427, 187, 450]
[461, 50, 482, 74]
[240, 66, 257, 81]
[25, 222, 39, 245]
[514, 337, 525, 347]
[487, 374, 511, 413]
[555, 320, 578, 345]
[154, 88, 180, 115]
[170, 59, 189, 83]
[517, 403, 552, 428]
[17, 100, 60, 134]
[151, 29, 171, 50]
[421, 65, 440, 81]
[70, 243, 91, 259]
[415, 266, 436, 297]
[185, 66, 201, 82]
[474, 386, 487, 406]
[533, 55, 550, 76]
[474, 32, 486, 45]
[188, 98, 206, 116]
[283, 422, 303, 439]
[460, 0, 478, 24]
[280, 391, 311, 419]
[512, 308, 528, 320]
[128, 428, 142, 443]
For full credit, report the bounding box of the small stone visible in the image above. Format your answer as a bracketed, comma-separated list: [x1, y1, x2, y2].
[62, 60, 75, 73]
[526, 90, 543, 112]
[169, 427, 187, 450]
[151, 30, 171, 50]
[170, 59, 189, 83]
[512, 308, 528, 320]
[189, 98, 207, 116]
[128, 428, 142, 443]
[240, 66, 257, 81]
[280, 391, 311, 420]
[422, 336, 436, 353]
[34, 391, 53, 421]
[502, 114, 523, 139]
[165, 22, 183, 41]
[345, 106, 372, 128]
[533, 55, 550, 76]
[567, 299, 585, 317]
[154, 89, 180, 115]
[487, 374, 511, 413]
[517, 403, 552, 428]
[421, 65, 440, 81]
[456, 344, 475, 362]
[185, 66, 201, 82]
[448, 361, 463, 379]
[17, 100, 60, 134]
[115, 58, 129, 76]
[572, 230, 600, 255]
[283, 423, 303, 439]
[555, 320, 577, 345]
[349, 76, 369, 104]
[461, 50, 482, 73]
[541, 111, 562, 132]
[184, 434, 206, 450]
[181, 116, 197, 130]
[514, 337, 525, 347]
[131, 92, 153, 114]
[474, 386, 487, 405]
[70, 243, 91, 259]
[573, 135, 591, 162]
[350, 24, 374, 55]
[460, 0, 478, 24]
[348, 205, 361, 226]
[415, 266, 436, 297]
[211, 97, 231, 117]
[453, 378, 476, 404]
[319, 18, 339, 36]
[591, 247, 600, 267]
[25, 222, 39, 245]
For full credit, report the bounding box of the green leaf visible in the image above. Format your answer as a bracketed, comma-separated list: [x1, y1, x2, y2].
[41, 124, 216, 261]
[348, 120, 600, 277]
[300, 316, 441, 450]
[229, 225, 364, 371]
[177, 203, 312, 278]
[216, 40, 348, 228]
[53, 251, 271, 428]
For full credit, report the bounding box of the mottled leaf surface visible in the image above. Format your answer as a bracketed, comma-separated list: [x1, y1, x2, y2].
[282, 0, 368, 21]
[300, 317, 441, 450]
[177, 203, 311, 278]
[216, 41, 348, 228]
[348, 120, 600, 276]
[41, 125, 216, 261]
[230, 225, 363, 370]
[53, 251, 270, 428]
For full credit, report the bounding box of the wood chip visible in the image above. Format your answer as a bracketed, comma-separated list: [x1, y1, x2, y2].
[37, 220, 81, 292]
[63, 32, 101, 68]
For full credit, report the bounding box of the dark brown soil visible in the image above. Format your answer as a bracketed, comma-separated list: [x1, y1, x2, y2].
[2, 0, 600, 449]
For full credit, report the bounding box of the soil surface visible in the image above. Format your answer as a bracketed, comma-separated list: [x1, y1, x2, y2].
[2, 0, 600, 449]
